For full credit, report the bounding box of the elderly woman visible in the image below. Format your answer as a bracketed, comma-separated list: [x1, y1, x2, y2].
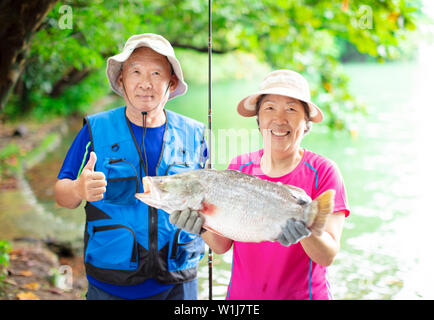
[172, 70, 350, 300]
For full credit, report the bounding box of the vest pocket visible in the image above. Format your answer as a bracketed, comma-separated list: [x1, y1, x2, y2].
[85, 224, 138, 271]
[167, 229, 205, 272]
[104, 158, 139, 205]
[165, 162, 192, 176]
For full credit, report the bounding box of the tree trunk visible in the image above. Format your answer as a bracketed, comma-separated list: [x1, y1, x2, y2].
[0, 0, 58, 111]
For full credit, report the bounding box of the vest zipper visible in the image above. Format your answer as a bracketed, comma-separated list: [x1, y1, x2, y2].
[155, 109, 168, 175]
[148, 206, 158, 276]
[170, 229, 182, 259]
[124, 109, 162, 275]
[146, 110, 169, 276]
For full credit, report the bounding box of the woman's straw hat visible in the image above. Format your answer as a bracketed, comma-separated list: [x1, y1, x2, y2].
[106, 33, 187, 100]
[237, 70, 323, 123]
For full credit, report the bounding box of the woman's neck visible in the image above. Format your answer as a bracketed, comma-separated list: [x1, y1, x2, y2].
[260, 148, 304, 177]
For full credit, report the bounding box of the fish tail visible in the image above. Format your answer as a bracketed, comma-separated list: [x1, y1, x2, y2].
[309, 189, 335, 236]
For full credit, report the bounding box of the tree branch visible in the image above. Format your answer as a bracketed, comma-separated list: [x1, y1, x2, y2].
[0, 0, 59, 110]
[50, 67, 91, 98]
[171, 41, 234, 54]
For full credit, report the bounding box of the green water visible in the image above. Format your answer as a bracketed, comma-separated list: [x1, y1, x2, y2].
[1, 59, 432, 299]
[169, 60, 434, 299]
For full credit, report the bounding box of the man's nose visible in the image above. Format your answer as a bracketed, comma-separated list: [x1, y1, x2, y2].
[138, 75, 152, 90]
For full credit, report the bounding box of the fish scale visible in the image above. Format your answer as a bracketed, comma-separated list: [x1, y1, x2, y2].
[135, 169, 335, 243]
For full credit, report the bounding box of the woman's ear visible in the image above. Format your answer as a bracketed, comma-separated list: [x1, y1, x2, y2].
[304, 121, 312, 135]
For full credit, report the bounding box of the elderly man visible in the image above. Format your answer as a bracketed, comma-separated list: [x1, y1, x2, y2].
[54, 34, 207, 300]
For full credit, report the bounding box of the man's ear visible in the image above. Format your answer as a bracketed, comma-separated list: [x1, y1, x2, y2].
[169, 74, 179, 91]
[117, 73, 123, 86]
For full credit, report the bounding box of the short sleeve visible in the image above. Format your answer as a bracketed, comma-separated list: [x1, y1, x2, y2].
[315, 161, 350, 217]
[57, 125, 91, 180]
[227, 156, 240, 170]
[202, 141, 208, 167]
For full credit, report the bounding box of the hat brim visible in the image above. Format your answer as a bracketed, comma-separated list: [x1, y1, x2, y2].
[237, 87, 323, 123]
[106, 43, 188, 100]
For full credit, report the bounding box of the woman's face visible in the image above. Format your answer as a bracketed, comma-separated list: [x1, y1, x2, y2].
[257, 94, 308, 155]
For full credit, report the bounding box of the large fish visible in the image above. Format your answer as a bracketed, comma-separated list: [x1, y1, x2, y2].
[135, 169, 334, 242]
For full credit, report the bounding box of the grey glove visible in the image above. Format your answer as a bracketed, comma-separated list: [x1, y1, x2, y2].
[277, 219, 311, 246]
[170, 208, 205, 235]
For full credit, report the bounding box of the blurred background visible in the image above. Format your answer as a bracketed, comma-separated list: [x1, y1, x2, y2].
[0, 0, 433, 300]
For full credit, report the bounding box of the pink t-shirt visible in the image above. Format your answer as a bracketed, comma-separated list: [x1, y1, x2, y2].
[226, 148, 350, 300]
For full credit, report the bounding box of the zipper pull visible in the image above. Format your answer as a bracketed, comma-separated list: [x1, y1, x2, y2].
[109, 158, 123, 164]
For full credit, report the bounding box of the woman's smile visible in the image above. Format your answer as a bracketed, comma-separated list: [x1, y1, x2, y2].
[270, 129, 290, 137]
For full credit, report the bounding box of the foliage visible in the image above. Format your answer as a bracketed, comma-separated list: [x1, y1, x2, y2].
[210, 0, 422, 129]
[2, 0, 423, 130]
[0, 240, 11, 284]
[176, 49, 270, 84]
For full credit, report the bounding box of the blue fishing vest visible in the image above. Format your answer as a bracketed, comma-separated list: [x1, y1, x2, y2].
[82, 106, 206, 286]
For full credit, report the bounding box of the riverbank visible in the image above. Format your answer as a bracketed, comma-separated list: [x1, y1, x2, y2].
[0, 239, 86, 300]
[0, 118, 67, 190]
[0, 115, 88, 300]
[0, 95, 118, 190]
[0, 95, 118, 300]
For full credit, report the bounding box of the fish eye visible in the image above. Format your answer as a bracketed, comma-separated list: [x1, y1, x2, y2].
[297, 198, 308, 206]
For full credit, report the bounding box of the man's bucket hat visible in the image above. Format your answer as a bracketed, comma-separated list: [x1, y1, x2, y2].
[106, 33, 187, 100]
[237, 70, 323, 123]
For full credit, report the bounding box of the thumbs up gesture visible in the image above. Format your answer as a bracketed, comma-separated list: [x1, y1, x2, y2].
[75, 151, 107, 202]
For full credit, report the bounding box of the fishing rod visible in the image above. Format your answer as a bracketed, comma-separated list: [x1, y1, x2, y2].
[207, 0, 213, 301]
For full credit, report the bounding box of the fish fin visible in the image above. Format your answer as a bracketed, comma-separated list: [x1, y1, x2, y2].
[203, 224, 225, 237]
[309, 189, 335, 236]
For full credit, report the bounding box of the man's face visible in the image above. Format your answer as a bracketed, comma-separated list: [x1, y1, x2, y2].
[257, 94, 308, 155]
[117, 47, 178, 115]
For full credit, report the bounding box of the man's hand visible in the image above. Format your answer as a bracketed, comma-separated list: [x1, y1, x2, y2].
[169, 209, 204, 235]
[75, 151, 107, 202]
[277, 219, 311, 246]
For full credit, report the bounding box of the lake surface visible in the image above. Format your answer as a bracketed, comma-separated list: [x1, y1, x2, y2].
[1, 51, 433, 299]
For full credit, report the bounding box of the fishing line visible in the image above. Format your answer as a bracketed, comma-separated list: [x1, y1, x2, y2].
[141, 111, 148, 177]
[207, 0, 213, 301]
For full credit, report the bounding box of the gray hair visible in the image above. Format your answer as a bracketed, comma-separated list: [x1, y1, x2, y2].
[255, 94, 312, 136]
